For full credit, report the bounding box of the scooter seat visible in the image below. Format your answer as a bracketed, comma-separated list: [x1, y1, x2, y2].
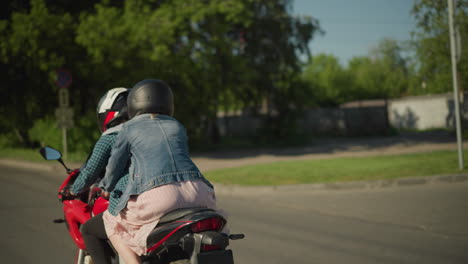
[158, 207, 215, 225]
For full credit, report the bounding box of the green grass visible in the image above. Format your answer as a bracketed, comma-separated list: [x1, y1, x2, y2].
[204, 150, 468, 186]
[0, 147, 87, 163]
[2, 147, 467, 186]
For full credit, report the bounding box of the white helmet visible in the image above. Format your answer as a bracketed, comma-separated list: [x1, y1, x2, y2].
[96, 87, 130, 132]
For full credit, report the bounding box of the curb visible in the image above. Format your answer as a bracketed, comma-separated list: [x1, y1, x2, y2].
[2, 158, 467, 195]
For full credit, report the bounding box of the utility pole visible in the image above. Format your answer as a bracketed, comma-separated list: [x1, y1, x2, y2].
[448, 0, 464, 170]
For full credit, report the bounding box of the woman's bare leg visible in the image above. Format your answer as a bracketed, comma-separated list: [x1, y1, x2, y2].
[108, 234, 141, 264]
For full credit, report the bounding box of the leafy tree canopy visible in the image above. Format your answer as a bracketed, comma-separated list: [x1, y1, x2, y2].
[410, 0, 468, 94]
[0, 0, 322, 148]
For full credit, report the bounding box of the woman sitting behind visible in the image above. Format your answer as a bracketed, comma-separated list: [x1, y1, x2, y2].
[101, 79, 225, 264]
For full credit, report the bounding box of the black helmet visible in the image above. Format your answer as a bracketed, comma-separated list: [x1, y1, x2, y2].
[127, 79, 174, 119]
[97, 87, 130, 132]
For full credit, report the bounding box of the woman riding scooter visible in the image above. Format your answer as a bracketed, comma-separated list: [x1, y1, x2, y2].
[66, 87, 131, 264]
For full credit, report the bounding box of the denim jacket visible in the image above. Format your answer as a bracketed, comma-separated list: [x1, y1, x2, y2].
[102, 113, 212, 215]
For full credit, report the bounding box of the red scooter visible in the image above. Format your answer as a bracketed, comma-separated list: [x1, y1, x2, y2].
[39, 146, 243, 264]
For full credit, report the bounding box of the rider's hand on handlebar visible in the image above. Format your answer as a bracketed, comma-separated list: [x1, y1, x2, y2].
[101, 191, 110, 200]
[60, 186, 77, 200]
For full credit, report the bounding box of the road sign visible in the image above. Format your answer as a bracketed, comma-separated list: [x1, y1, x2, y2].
[58, 88, 70, 107]
[55, 107, 74, 129]
[56, 69, 72, 88]
[55, 70, 73, 161]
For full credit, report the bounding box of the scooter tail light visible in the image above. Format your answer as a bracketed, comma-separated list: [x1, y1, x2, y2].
[191, 217, 224, 232]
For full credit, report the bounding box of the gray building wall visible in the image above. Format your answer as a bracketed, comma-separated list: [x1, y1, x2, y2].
[388, 93, 465, 130]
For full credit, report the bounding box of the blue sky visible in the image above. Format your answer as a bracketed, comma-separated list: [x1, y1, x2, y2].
[292, 0, 418, 65]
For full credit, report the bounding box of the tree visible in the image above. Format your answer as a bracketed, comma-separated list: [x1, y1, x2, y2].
[1, 0, 322, 148]
[76, 0, 255, 144]
[302, 38, 409, 106]
[239, 0, 322, 138]
[0, 0, 77, 145]
[349, 38, 409, 100]
[409, 0, 468, 94]
[77, 0, 322, 142]
[302, 54, 352, 106]
[0, 0, 121, 149]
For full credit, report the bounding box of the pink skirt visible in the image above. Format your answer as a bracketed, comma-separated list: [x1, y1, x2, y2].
[103, 180, 225, 255]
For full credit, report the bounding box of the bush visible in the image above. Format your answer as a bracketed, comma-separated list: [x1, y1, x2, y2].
[69, 111, 100, 154]
[28, 116, 63, 150]
[0, 133, 20, 148]
[27, 112, 100, 155]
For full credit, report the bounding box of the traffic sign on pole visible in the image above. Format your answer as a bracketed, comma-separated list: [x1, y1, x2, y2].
[58, 88, 70, 107]
[56, 69, 72, 89]
[55, 69, 73, 161]
[55, 107, 74, 129]
[55, 106, 73, 161]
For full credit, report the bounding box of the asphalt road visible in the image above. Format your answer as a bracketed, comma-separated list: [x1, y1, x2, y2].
[220, 182, 468, 264]
[0, 165, 75, 263]
[1, 164, 467, 264]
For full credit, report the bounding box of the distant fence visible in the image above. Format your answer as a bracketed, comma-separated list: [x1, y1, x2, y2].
[217, 93, 468, 137]
[299, 100, 389, 136]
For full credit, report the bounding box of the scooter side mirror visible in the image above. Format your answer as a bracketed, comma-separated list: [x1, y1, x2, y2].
[39, 146, 63, 160]
[38, 146, 72, 173]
